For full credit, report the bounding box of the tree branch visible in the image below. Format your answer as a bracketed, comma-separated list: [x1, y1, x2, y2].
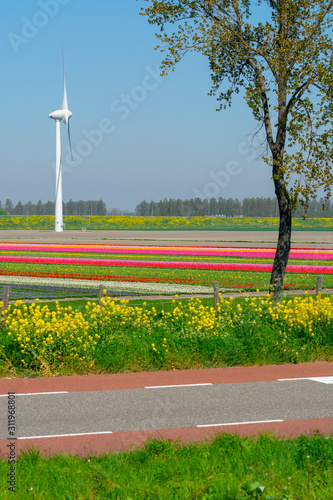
[247, 57, 275, 151]
[285, 1, 333, 75]
[285, 78, 313, 117]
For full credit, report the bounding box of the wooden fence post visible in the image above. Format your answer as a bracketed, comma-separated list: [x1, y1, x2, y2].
[316, 276, 323, 297]
[2, 286, 10, 310]
[99, 284, 104, 306]
[213, 282, 219, 317]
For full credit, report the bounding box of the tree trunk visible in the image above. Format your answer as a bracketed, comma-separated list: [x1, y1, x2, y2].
[270, 158, 292, 301]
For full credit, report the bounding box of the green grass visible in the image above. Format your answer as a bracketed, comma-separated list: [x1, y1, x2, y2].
[21, 297, 204, 316]
[35, 296, 214, 313]
[0, 433, 332, 499]
[1, 285, 99, 302]
[34, 293, 333, 315]
[1, 296, 332, 497]
[90, 305, 333, 374]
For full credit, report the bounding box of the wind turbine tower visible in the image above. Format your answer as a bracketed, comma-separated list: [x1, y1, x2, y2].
[49, 52, 73, 232]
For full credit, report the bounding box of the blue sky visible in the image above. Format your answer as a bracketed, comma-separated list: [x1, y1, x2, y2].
[0, 0, 275, 211]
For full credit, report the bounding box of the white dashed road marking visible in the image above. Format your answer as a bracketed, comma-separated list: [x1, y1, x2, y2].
[0, 391, 69, 397]
[278, 376, 333, 384]
[18, 431, 113, 440]
[196, 419, 284, 428]
[145, 383, 213, 389]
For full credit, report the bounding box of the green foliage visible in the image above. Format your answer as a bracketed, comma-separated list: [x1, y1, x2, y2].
[141, 0, 333, 210]
[0, 199, 108, 216]
[135, 196, 333, 217]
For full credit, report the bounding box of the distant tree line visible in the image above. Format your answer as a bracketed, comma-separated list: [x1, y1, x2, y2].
[136, 197, 333, 218]
[0, 199, 107, 216]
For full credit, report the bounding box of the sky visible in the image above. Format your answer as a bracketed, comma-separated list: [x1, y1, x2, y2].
[0, 0, 277, 212]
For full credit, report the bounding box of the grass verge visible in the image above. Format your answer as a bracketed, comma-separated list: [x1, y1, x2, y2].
[0, 432, 332, 499]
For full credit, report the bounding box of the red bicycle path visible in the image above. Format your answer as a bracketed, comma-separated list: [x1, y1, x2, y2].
[0, 362, 332, 457]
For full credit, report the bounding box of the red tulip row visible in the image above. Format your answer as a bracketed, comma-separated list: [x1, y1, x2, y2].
[0, 255, 332, 274]
[1, 243, 332, 260]
[0, 269, 199, 285]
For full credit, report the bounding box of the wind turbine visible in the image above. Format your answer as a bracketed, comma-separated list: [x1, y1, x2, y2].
[49, 51, 73, 232]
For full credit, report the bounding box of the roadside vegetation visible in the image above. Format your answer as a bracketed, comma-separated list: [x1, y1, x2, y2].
[1, 292, 332, 378]
[0, 432, 332, 499]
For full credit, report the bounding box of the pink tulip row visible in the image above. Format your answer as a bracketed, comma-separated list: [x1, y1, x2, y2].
[1, 255, 332, 274]
[1, 243, 332, 260]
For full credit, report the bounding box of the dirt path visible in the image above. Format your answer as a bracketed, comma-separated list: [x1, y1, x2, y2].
[0, 230, 332, 247]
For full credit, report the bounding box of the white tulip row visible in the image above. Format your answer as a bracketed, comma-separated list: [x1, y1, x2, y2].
[0, 275, 225, 296]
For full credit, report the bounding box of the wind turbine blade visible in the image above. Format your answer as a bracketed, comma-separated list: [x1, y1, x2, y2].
[62, 79, 68, 110]
[62, 48, 68, 110]
[66, 117, 74, 163]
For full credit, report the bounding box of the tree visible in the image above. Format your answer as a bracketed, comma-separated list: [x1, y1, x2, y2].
[5, 199, 14, 214]
[14, 201, 24, 215]
[141, 0, 333, 298]
[209, 197, 218, 216]
[26, 200, 34, 215]
[35, 200, 44, 215]
[44, 201, 54, 215]
[135, 200, 150, 216]
[193, 197, 204, 215]
[77, 200, 85, 216]
[225, 198, 233, 216]
[234, 198, 240, 215]
[184, 199, 192, 216]
[66, 199, 76, 215]
[202, 198, 209, 215]
[157, 199, 164, 215]
[96, 199, 107, 215]
[0, 200, 7, 216]
[218, 197, 227, 216]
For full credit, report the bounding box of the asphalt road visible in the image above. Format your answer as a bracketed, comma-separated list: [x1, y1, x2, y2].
[0, 379, 332, 440]
[0, 363, 332, 455]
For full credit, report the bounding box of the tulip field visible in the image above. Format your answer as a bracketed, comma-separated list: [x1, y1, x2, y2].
[1, 241, 333, 377]
[0, 242, 332, 293]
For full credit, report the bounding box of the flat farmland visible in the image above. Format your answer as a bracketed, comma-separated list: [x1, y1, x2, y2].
[1, 230, 332, 377]
[0, 229, 332, 247]
[0, 230, 332, 294]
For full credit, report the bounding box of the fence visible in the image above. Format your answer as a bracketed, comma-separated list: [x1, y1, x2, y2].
[1, 277, 327, 315]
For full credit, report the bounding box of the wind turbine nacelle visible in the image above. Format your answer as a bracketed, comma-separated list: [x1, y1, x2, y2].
[49, 109, 72, 121]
